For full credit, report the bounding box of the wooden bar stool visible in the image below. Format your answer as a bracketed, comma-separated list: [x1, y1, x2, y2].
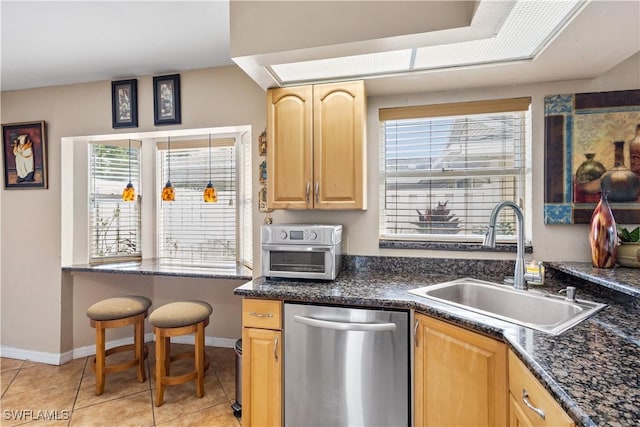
[86, 295, 152, 396]
[149, 300, 213, 407]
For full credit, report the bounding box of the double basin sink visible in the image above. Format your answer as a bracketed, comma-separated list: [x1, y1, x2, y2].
[409, 278, 607, 335]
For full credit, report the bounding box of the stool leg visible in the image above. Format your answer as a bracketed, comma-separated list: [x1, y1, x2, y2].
[155, 329, 166, 407]
[195, 321, 205, 398]
[164, 336, 171, 376]
[95, 322, 106, 396]
[134, 313, 146, 383]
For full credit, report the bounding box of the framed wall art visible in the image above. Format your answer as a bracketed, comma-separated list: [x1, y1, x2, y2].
[544, 89, 640, 224]
[111, 79, 138, 128]
[2, 121, 48, 189]
[153, 74, 181, 126]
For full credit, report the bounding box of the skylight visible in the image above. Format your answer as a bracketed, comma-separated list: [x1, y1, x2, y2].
[269, 0, 585, 85]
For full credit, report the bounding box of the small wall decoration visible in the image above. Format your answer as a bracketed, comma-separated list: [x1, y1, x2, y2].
[257, 129, 272, 213]
[544, 89, 640, 224]
[258, 187, 268, 212]
[111, 79, 138, 128]
[258, 129, 267, 156]
[2, 121, 48, 189]
[153, 74, 181, 126]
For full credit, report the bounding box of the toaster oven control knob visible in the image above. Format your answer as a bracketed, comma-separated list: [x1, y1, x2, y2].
[309, 231, 318, 240]
[279, 231, 288, 239]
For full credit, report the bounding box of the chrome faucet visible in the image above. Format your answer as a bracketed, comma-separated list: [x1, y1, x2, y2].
[483, 201, 527, 290]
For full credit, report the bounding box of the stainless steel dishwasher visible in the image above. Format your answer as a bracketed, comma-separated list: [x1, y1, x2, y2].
[284, 303, 410, 426]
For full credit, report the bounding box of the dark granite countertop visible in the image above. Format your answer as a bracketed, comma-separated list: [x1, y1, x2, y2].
[234, 259, 640, 427]
[62, 258, 253, 280]
[548, 261, 640, 298]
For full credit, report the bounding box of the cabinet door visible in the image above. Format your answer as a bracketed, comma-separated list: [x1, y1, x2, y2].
[415, 314, 508, 427]
[267, 85, 313, 209]
[242, 328, 282, 427]
[510, 393, 535, 427]
[313, 80, 367, 210]
[508, 351, 575, 427]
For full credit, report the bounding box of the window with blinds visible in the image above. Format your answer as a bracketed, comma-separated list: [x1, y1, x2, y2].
[379, 98, 531, 244]
[157, 139, 237, 267]
[89, 142, 142, 263]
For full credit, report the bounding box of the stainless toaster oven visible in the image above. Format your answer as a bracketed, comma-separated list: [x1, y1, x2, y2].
[261, 224, 342, 280]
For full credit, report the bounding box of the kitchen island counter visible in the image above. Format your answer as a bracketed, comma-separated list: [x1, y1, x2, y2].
[234, 260, 639, 427]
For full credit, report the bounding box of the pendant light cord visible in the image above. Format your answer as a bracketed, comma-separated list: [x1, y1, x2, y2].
[208, 134, 212, 183]
[167, 136, 171, 181]
[128, 139, 132, 183]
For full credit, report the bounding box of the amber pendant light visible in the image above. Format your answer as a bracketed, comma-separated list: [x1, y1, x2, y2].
[162, 136, 175, 201]
[122, 139, 135, 201]
[203, 134, 218, 203]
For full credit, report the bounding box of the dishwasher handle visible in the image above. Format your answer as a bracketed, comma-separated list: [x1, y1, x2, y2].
[293, 315, 397, 332]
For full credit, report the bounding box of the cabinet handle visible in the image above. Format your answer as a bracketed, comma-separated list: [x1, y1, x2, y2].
[522, 389, 546, 420]
[414, 318, 420, 347]
[274, 336, 279, 362]
[315, 182, 319, 204]
[249, 312, 273, 318]
[306, 182, 311, 203]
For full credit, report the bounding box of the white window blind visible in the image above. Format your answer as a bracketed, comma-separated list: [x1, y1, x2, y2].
[157, 139, 237, 267]
[379, 98, 531, 243]
[89, 142, 142, 263]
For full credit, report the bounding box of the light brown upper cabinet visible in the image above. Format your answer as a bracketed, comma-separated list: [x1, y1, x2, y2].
[267, 80, 367, 210]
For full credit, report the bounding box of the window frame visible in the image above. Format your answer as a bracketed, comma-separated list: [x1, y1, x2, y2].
[88, 140, 142, 264]
[155, 136, 244, 269]
[378, 97, 532, 250]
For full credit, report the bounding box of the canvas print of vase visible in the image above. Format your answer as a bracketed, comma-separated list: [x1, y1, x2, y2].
[573, 112, 640, 204]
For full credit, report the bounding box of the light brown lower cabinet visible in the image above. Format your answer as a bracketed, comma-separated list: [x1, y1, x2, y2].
[414, 313, 508, 426]
[239, 302, 574, 427]
[508, 351, 575, 427]
[242, 299, 282, 427]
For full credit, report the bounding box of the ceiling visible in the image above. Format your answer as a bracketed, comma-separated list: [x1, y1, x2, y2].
[0, 1, 233, 92]
[1, 1, 639, 96]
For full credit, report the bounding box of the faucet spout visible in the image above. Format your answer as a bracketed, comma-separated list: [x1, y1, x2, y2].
[483, 201, 527, 290]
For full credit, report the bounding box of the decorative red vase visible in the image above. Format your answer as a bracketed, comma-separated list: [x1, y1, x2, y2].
[589, 191, 618, 268]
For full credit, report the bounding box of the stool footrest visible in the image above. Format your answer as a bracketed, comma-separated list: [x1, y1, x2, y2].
[91, 344, 149, 375]
[162, 353, 211, 385]
[162, 371, 197, 386]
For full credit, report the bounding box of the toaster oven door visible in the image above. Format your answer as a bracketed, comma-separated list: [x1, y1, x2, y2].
[261, 244, 336, 279]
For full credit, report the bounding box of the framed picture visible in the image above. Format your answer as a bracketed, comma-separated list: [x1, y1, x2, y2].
[111, 79, 138, 128]
[2, 121, 48, 189]
[544, 89, 640, 224]
[153, 74, 181, 125]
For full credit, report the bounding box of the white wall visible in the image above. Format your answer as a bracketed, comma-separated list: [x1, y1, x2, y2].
[1, 53, 639, 360]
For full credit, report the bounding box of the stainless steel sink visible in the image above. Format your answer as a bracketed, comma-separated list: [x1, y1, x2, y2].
[408, 278, 606, 335]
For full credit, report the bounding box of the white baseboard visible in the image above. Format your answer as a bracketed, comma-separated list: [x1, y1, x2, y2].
[1, 334, 237, 366]
[0, 347, 67, 366]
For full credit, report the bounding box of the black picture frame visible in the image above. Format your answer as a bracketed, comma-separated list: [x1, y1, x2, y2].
[2, 121, 48, 189]
[153, 74, 181, 125]
[111, 79, 138, 128]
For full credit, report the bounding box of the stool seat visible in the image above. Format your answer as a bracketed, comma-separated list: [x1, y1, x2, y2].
[149, 300, 212, 407]
[88, 296, 152, 321]
[87, 295, 151, 396]
[149, 300, 212, 328]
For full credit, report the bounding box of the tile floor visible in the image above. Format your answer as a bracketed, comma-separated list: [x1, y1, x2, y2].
[0, 344, 241, 426]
